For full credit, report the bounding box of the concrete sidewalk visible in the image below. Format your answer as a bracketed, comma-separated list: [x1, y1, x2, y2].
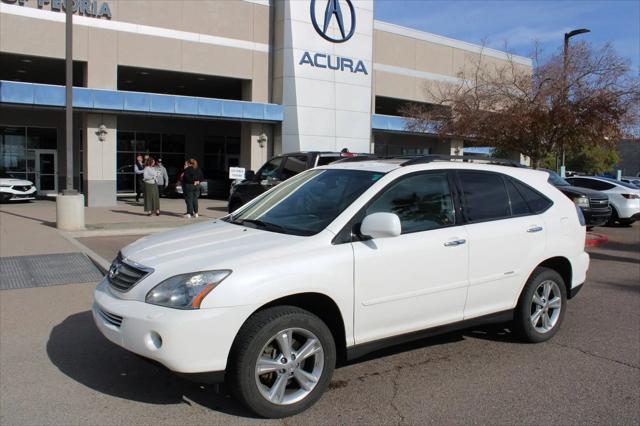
[0, 197, 229, 266]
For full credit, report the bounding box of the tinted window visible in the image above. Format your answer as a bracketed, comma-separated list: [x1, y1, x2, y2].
[567, 177, 614, 191]
[281, 155, 308, 179]
[458, 171, 511, 222]
[366, 172, 455, 233]
[597, 177, 637, 189]
[504, 178, 530, 215]
[316, 156, 340, 166]
[510, 178, 553, 213]
[256, 157, 283, 180]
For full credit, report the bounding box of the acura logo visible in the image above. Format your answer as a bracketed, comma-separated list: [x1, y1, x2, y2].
[311, 0, 356, 43]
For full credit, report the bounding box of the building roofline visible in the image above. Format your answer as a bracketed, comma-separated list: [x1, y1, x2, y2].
[374, 20, 533, 67]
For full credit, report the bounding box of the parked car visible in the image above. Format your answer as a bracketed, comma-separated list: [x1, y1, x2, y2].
[228, 151, 370, 212]
[565, 176, 640, 225]
[94, 155, 589, 418]
[541, 169, 611, 229]
[0, 169, 36, 202]
[620, 176, 640, 189]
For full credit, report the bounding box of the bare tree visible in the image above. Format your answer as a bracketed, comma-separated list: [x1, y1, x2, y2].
[403, 42, 640, 167]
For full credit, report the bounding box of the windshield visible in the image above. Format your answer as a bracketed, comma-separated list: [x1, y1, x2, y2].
[227, 169, 384, 236]
[542, 169, 570, 186]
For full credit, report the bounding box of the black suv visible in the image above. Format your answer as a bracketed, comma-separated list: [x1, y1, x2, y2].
[543, 169, 611, 228]
[228, 151, 359, 212]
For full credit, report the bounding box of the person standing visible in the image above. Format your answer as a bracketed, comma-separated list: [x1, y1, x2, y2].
[143, 157, 161, 216]
[156, 158, 169, 197]
[183, 158, 204, 218]
[134, 155, 145, 202]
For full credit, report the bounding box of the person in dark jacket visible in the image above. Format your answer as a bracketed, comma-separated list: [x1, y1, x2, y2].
[134, 155, 145, 202]
[183, 158, 204, 218]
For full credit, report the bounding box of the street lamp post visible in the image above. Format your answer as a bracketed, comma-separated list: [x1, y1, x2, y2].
[560, 28, 590, 177]
[56, 1, 85, 231]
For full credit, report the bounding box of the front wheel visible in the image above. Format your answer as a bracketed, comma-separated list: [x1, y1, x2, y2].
[227, 306, 336, 418]
[512, 267, 567, 343]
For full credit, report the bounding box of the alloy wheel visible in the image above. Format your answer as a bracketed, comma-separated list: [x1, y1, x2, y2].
[530, 280, 562, 333]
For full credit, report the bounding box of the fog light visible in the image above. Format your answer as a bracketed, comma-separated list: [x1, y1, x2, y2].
[145, 331, 163, 350]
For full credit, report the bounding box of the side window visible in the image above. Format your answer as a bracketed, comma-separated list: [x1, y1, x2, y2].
[569, 177, 597, 190]
[589, 180, 615, 191]
[280, 156, 308, 179]
[504, 177, 530, 216]
[509, 177, 553, 214]
[366, 172, 455, 234]
[458, 171, 511, 222]
[256, 157, 283, 180]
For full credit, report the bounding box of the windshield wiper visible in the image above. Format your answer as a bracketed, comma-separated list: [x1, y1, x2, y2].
[235, 218, 285, 232]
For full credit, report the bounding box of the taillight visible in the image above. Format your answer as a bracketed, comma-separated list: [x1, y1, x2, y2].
[621, 194, 640, 199]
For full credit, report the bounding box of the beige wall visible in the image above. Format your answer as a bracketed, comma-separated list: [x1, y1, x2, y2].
[0, 0, 270, 101]
[372, 28, 531, 104]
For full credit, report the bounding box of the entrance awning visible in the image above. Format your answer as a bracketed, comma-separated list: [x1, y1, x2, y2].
[0, 80, 283, 123]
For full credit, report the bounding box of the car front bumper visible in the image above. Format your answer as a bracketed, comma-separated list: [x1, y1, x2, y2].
[581, 206, 611, 227]
[0, 187, 36, 200]
[92, 278, 254, 374]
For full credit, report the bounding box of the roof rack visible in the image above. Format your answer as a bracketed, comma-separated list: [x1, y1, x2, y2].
[399, 154, 526, 168]
[332, 154, 380, 163]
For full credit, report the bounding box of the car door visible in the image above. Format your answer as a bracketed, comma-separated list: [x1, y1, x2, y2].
[352, 171, 469, 344]
[457, 170, 550, 319]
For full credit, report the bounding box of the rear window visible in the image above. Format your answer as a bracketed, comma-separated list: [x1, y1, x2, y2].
[316, 156, 341, 166]
[458, 171, 511, 222]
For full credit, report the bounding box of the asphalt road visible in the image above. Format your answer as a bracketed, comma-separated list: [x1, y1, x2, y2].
[1, 225, 638, 425]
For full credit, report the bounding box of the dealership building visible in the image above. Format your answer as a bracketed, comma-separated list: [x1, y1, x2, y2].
[0, 0, 532, 206]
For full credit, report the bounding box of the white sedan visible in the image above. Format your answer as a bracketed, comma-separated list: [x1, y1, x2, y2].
[566, 176, 640, 225]
[0, 170, 36, 202]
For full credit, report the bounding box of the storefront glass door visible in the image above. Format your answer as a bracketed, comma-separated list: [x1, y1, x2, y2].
[35, 149, 57, 194]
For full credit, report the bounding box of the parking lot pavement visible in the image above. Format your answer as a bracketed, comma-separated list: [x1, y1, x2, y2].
[0, 224, 638, 425]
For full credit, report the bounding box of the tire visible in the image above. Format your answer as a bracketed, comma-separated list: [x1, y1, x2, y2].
[512, 267, 567, 343]
[618, 218, 635, 226]
[227, 306, 336, 418]
[606, 208, 619, 226]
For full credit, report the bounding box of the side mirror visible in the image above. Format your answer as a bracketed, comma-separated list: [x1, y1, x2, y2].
[245, 170, 255, 180]
[360, 212, 401, 239]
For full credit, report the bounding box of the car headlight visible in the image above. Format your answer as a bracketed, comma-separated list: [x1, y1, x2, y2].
[145, 270, 231, 309]
[573, 196, 589, 208]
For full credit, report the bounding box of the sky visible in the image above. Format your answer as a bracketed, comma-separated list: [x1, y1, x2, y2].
[374, 0, 640, 72]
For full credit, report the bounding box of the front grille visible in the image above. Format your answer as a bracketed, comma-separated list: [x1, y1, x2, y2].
[96, 306, 123, 328]
[12, 185, 31, 192]
[589, 197, 609, 209]
[107, 253, 149, 292]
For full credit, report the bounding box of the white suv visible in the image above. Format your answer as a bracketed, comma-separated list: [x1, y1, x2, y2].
[93, 157, 589, 418]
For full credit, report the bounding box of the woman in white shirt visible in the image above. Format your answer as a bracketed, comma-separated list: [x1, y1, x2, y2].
[143, 158, 161, 216]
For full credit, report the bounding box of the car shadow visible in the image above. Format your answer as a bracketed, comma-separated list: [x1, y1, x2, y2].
[46, 311, 256, 418]
[589, 251, 639, 265]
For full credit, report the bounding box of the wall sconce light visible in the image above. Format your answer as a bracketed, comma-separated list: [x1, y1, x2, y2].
[97, 124, 108, 142]
[257, 133, 268, 149]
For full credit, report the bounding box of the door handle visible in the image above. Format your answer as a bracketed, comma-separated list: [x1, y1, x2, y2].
[444, 239, 466, 247]
[527, 226, 543, 233]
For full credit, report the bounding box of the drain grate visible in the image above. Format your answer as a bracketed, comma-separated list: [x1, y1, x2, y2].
[0, 253, 104, 290]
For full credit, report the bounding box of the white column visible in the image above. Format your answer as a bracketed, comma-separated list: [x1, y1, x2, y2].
[83, 113, 117, 207]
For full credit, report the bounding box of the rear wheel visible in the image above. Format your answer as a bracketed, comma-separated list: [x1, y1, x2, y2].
[228, 306, 336, 418]
[607, 208, 619, 226]
[513, 267, 567, 343]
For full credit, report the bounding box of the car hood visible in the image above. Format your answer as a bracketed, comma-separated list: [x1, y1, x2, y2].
[555, 185, 607, 199]
[121, 219, 302, 270]
[0, 178, 33, 186]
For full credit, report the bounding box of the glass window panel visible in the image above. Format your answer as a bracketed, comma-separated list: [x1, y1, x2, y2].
[458, 171, 511, 222]
[117, 153, 138, 173]
[204, 136, 225, 154]
[27, 128, 57, 149]
[281, 155, 308, 179]
[511, 178, 553, 214]
[117, 131, 136, 152]
[0, 126, 26, 171]
[162, 134, 185, 153]
[135, 132, 161, 153]
[366, 172, 455, 233]
[505, 177, 531, 216]
[117, 173, 135, 192]
[226, 137, 241, 154]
